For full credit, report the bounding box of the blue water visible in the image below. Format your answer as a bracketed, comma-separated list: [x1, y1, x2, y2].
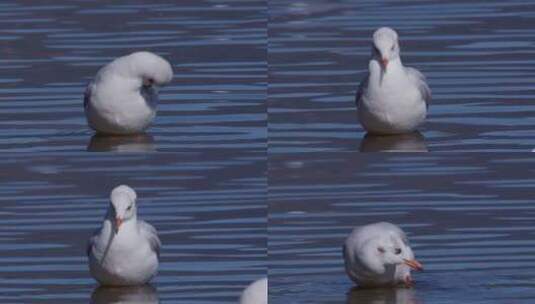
[0, 152, 266, 303]
[0, 0, 266, 152]
[269, 0, 535, 152]
[269, 153, 535, 303]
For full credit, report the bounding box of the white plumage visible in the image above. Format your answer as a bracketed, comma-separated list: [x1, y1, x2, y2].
[343, 222, 423, 288]
[88, 185, 161, 286]
[240, 277, 268, 304]
[356, 27, 431, 135]
[84, 51, 173, 135]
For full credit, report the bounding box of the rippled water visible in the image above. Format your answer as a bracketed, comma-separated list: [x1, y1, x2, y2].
[269, 153, 535, 303]
[269, 0, 535, 152]
[0, 0, 266, 152]
[0, 152, 266, 303]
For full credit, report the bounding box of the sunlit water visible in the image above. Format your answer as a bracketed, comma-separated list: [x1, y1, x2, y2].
[269, 0, 535, 152]
[0, 0, 266, 152]
[0, 152, 266, 303]
[269, 153, 535, 303]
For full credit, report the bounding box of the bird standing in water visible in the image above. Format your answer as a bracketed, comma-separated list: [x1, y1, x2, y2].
[84, 51, 173, 135]
[88, 185, 161, 286]
[343, 222, 423, 288]
[356, 27, 431, 135]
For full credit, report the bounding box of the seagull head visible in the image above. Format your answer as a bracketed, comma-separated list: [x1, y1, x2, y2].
[372, 27, 400, 72]
[110, 185, 138, 234]
[369, 232, 423, 273]
[127, 51, 174, 90]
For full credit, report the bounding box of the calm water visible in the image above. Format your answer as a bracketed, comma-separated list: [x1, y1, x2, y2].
[269, 0, 535, 152]
[269, 153, 535, 303]
[0, 0, 266, 152]
[0, 152, 266, 303]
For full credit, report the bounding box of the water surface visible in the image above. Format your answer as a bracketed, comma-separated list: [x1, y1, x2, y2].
[269, 153, 535, 303]
[269, 0, 535, 152]
[0, 152, 266, 303]
[0, 0, 266, 152]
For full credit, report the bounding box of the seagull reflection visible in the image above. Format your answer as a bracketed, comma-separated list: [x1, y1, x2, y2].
[346, 287, 420, 304]
[359, 131, 427, 152]
[90, 285, 159, 304]
[87, 134, 156, 152]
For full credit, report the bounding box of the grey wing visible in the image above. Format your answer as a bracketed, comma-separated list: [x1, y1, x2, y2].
[86, 228, 101, 257]
[406, 67, 431, 108]
[355, 74, 369, 108]
[139, 221, 161, 257]
[83, 82, 93, 109]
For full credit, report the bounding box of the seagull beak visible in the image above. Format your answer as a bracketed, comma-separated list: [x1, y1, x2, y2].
[381, 58, 389, 70]
[115, 217, 123, 233]
[403, 259, 423, 271]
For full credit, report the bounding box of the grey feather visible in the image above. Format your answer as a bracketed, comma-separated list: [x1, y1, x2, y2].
[355, 74, 369, 108]
[405, 67, 431, 108]
[139, 220, 161, 257]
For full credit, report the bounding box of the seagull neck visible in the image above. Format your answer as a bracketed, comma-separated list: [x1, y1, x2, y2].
[386, 58, 403, 75]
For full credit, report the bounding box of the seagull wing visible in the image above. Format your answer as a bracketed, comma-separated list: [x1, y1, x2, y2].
[139, 220, 161, 257]
[355, 73, 369, 108]
[405, 67, 431, 108]
[83, 82, 94, 109]
[86, 227, 102, 257]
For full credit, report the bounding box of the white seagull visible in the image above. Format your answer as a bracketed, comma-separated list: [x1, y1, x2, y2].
[87, 185, 161, 286]
[84, 51, 173, 135]
[356, 27, 431, 135]
[240, 277, 268, 304]
[343, 222, 423, 288]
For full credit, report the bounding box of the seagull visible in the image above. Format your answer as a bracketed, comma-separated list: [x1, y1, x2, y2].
[84, 51, 173, 135]
[343, 222, 423, 288]
[87, 185, 161, 286]
[356, 27, 431, 135]
[240, 277, 268, 304]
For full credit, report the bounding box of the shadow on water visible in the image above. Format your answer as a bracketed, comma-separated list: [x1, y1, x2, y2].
[87, 134, 156, 152]
[359, 132, 427, 152]
[346, 287, 419, 304]
[90, 285, 159, 304]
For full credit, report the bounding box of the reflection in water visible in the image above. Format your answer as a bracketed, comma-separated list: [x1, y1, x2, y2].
[346, 287, 419, 304]
[359, 132, 427, 152]
[87, 134, 156, 152]
[269, 1, 535, 152]
[90, 285, 159, 304]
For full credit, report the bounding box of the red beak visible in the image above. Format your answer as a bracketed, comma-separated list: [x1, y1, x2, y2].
[381, 58, 389, 69]
[403, 259, 423, 271]
[115, 217, 123, 233]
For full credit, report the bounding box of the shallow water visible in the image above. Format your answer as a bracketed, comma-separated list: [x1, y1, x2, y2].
[269, 153, 535, 303]
[0, 0, 266, 152]
[0, 152, 266, 303]
[269, 0, 535, 152]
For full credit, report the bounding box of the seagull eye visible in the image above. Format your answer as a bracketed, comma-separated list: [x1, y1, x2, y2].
[395, 248, 402, 255]
[377, 247, 385, 253]
[391, 45, 395, 51]
[373, 45, 380, 54]
[127, 205, 132, 211]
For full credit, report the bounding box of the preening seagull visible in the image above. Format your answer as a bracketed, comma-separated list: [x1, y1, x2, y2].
[87, 185, 161, 286]
[84, 51, 173, 135]
[240, 277, 268, 304]
[343, 222, 423, 288]
[356, 27, 431, 135]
